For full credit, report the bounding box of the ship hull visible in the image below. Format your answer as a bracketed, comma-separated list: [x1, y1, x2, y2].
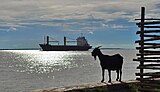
[39, 44, 92, 51]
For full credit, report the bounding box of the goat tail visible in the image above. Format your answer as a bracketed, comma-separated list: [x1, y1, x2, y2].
[117, 54, 123, 65]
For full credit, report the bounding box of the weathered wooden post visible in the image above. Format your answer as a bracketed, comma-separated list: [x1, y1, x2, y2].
[140, 7, 145, 80]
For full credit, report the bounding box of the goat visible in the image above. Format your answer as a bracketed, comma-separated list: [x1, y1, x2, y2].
[91, 46, 123, 83]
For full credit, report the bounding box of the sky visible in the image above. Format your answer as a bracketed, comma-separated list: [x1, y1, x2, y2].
[0, 0, 160, 49]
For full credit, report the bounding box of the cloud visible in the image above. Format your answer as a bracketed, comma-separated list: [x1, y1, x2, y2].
[0, 0, 159, 32]
[0, 21, 26, 31]
[8, 27, 17, 31]
[109, 24, 130, 29]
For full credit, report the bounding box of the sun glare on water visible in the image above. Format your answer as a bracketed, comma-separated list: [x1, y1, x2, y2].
[5, 50, 81, 73]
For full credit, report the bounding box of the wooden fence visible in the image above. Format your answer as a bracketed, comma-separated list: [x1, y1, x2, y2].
[134, 7, 160, 92]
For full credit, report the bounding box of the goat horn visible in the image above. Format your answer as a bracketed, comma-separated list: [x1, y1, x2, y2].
[96, 46, 102, 48]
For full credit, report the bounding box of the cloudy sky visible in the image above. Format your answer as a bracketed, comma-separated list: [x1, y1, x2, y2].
[0, 0, 159, 49]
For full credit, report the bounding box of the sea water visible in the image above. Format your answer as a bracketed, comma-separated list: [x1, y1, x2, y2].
[0, 49, 138, 92]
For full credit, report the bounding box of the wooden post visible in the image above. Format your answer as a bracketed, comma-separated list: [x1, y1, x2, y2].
[140, 7, 145, 80]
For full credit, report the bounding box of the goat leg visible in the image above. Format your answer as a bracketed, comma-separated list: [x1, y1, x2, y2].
[116, 70, 119, 81]
[101, 69, 105, 82]
[119, 69, 122, 82]
[101, 69, 104, 82]
[108, 70, 111, 83]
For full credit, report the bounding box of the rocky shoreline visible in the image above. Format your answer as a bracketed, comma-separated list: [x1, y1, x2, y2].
[31, 80, 139, 92]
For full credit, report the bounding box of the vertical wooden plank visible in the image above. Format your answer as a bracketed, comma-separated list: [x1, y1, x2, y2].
[140, 7, 145, 80]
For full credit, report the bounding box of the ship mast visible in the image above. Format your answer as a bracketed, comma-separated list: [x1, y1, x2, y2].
[46, 36, 49, 45]
[64, 36, 66, 46]
[81, 33, 83, 37]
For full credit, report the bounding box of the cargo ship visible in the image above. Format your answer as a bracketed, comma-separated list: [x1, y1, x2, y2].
[39, 36, 92, 51]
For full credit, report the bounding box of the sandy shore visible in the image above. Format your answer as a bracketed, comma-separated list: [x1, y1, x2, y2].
[31, 80, 139, 92]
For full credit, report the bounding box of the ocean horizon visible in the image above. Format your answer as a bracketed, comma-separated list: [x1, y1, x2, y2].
[0, 47, 135, 50]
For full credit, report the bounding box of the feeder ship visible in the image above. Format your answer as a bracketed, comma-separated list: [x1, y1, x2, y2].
[39, 36, 92, 51]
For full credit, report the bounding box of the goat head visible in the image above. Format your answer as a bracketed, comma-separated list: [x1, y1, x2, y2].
[91, 52, 97, 60]
[91, 46, 101, 60]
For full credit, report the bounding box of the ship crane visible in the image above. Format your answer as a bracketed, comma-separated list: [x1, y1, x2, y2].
[44, 36, 59, 45]
[64, 36, 77, 46]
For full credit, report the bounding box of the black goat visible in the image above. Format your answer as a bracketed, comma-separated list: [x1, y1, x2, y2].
[91, 46, 123, 83]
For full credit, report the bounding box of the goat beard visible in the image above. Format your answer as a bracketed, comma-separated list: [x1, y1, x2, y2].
[94, 56, 96, 60]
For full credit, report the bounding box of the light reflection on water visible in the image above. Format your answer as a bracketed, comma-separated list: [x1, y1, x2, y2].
[5, 50, 88, 73]
[1, 49, 140, 92]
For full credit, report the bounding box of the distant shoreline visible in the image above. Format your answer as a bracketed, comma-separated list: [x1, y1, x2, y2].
[91, 48, 135, 50]
[0, 48, 40, 50]
[0, 48, 134, 50]
[99, 48, 134, 50]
